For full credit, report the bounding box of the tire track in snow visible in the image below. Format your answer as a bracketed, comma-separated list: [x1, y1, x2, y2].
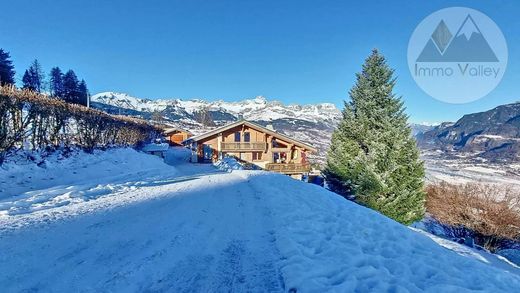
[148, 171, 286, 292]
[0, 163, 286, 292]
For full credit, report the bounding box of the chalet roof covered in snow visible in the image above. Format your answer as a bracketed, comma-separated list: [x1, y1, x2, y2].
[163, 127, 192, 135]
[142, 143, 169, 152]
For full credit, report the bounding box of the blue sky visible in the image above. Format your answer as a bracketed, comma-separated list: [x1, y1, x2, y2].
[1, 0, 519, 123]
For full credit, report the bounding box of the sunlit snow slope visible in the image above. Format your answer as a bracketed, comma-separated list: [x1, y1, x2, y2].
[0, 148, 519, 292]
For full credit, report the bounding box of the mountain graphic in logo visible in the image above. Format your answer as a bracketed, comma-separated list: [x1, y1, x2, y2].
[417, 15, 499, 62]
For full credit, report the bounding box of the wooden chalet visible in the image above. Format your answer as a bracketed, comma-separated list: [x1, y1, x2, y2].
[164, 127, 192, 146]
[185, 120, 317, 178]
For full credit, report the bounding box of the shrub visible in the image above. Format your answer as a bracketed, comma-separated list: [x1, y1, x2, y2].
[0, 85, 161, 162]
[426, 182, 520, 252]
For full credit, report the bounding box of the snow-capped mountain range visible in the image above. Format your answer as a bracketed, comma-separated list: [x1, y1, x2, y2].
[92, 92, 341, 124]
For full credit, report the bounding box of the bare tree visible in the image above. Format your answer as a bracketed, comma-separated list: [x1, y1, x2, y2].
[426, 182, 520, 252]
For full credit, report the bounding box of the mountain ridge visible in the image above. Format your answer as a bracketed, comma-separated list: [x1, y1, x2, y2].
[418, 101, 520, 162]
[92, 92, 340, 124]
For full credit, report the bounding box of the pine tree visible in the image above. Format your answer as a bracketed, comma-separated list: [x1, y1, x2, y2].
[22, 59, 45, 92]
[0, 49, 15, 86]
[77, 79, 89, 106]
[324, 49, 425, 225]
[49, 67, 64, 98]
[22, 70, 34, 90]
[62, 69, 80, 104]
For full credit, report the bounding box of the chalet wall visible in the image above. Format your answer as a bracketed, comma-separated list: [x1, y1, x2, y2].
[221, 125, 266, 143]
[192, 123, 312, 168]
[167, 131, 191, 146]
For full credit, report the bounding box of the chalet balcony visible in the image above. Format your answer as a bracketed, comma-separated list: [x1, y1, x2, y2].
[265, 163, 311, 174]
[220, 142, 267, 151]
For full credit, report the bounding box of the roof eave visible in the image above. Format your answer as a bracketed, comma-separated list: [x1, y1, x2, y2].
[189, 120, 317, 152]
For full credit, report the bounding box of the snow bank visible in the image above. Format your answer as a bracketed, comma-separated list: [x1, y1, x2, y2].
[243, 172, 520, 292]
[412, 227, 520, 272]
[414, 217, 520, 267]
[0, 148, 176, 216]
[1, 158, 519, 292]
[500, 249, 520, 268]
[164, 146, 192, 164]
[142, 143, 169, 152]
[213, 156, 244, 172]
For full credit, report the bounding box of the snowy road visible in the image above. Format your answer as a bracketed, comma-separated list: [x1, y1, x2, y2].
[0, 158, 285, 291]
[1, 148, 520, 292]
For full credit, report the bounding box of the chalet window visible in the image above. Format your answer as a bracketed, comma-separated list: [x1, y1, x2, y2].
[273, 152, 287, 163]
[252, 152, 262, 161]
[234, 132, 241, 142]
[244, 132, 250, 142]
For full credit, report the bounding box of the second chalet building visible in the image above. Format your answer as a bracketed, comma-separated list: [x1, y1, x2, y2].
[163, 127, 192, 146]
[185, 120, 317, 178]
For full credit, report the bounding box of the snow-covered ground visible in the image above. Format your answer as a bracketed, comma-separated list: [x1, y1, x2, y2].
[412, 227, 520, 273]
[213, 156, 245, 172]
[0, 148, 177, 217]
[1, 148, 520, 292]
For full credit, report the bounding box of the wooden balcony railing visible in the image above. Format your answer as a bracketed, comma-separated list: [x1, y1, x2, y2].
[265, 163, 311, 174]
[220, 142, 267, 151]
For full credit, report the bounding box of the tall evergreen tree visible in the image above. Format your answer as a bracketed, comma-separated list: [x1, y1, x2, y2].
[22, 70, 34, 90]
[49, 67, 64, 98]
[0, 49, 15, 86]
[22, 59, 45, 92]
[324, 49, 425, 225]
[77, 79, 89, 106]
[62, 69, 80, 104]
